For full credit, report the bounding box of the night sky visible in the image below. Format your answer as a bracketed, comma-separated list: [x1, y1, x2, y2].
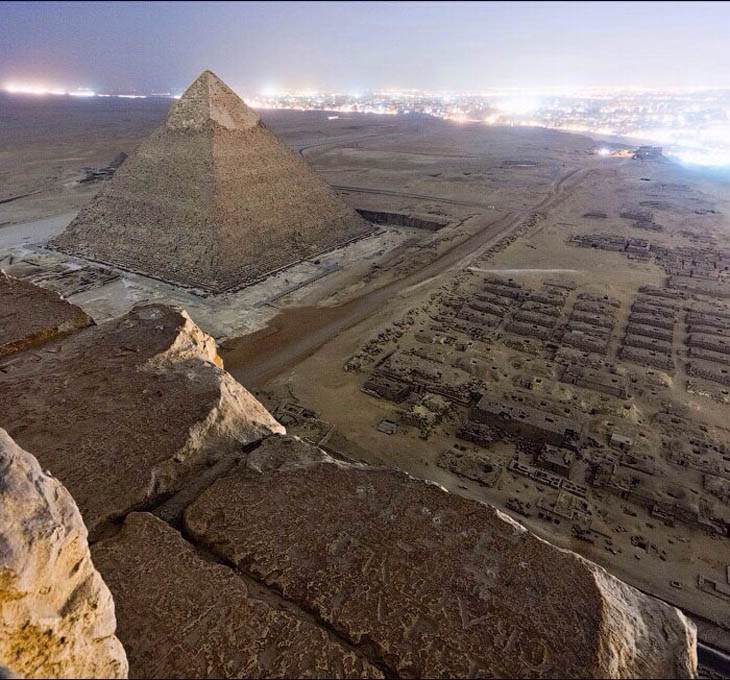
[2, 1, 729, 94]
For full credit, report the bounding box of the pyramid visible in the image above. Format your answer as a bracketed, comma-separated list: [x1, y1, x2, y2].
[51, 70, 372, 292]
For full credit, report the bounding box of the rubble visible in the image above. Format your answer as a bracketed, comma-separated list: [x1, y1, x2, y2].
[437, 446, 501, 486]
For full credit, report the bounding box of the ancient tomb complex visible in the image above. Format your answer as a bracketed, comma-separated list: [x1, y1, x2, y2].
[5, 65, 728, 679]
[51, 70, 371, 292]
[0, 279, 697, 678]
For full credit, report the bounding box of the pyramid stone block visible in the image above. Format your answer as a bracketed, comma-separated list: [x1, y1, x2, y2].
[51, 70, 372, 292]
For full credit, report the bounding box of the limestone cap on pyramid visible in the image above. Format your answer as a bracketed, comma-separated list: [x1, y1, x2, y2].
[165, 69, 261, 132]
[50, 68, 373, 292]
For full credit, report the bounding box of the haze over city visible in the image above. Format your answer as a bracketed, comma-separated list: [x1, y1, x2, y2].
[2, 1, 730, 93]
[3, 1, 730, 167]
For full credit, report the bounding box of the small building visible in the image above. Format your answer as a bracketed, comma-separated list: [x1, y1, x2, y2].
[610, 432, 633, 451]
[560, 364, 629, 399]
[471, 396, 582, 450]
[376, 419, 398, 435]
[535, 444, 575, 478]
[632, 146, 663, 160]
[362, 374, 411, 402]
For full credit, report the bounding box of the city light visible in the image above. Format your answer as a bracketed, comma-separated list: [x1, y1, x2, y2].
[497, 95, 541, 116]
[5, 76, 730, 168]
[4, 82, 67, 95]
[242, 86, 730, 168]
[3, 81, 169, 100]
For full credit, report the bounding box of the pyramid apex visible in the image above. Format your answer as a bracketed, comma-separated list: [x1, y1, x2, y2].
[167, 69, 260, 131]
[196, 69, 220, 82]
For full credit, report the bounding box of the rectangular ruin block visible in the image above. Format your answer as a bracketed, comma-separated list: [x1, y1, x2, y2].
[688, 334, 730, 356]
[526, 291, 566, 307]
[560, 364, 629, 399]
[483, 283, 523, 300]
[520, 300, 561, 317]
[535, 444, 576, 477]
[456, 308, 501, 328]
[688, 305, 730, 321]
[577, 293, 621, 308]
[625, 324, 673, 343]
[687, 361, 730, 387]
[628, 313, 675, 331]
[570, 311, 614, 329]
[471, 396, 582, 449]
[483, 276, 522, 289]
[504, 320, 552, 341]
[361, 374, 411, 402]
[634, 296, 681, 311]
[562, 331, 609, 355]
[544, 279, 577, 291]
[623, 334, 672, 354]
[513, 310, 557, 329]
[572, 301, 617, 317]
[639, 286, 687, 300]
[619, 346, 674, 371]
[688, 325, 730, 338]
[468, 298, 507, 317]
[688, 347, 730, 367]
[456, 420, 495, 448]
[571, 234, 628, 251]
[474, 291, 512, 309]
[670, 276, 730, 300]
[686, 313, 730, 331]
[631, 302, 676, 319]
[564, 322, 611, 339]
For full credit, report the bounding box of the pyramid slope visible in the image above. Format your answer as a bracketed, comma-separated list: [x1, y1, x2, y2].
[52, 70, 372, 292]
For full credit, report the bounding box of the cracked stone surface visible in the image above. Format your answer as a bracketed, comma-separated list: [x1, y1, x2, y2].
[92, 512, 382, 679]
[0, 272, 92, 358]
[0, 304, 283, 535]
[0, 429, 127, 678]
[184, 435, 698, 679]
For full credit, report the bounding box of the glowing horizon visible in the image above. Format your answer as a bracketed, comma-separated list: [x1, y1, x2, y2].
[5, 77, 730, 169]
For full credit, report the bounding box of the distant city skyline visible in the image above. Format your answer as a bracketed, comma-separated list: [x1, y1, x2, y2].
[2, 1, 730, 94]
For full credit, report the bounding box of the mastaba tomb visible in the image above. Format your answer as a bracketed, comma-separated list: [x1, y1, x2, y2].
[51, 70, 371, 292]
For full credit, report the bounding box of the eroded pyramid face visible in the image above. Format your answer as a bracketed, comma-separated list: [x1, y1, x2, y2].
[51, 70, 371, 293]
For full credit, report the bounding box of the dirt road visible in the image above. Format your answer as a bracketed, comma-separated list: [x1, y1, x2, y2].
[222, 166, 591, 388]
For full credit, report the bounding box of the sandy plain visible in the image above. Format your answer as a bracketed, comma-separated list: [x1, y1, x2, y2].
[2, 93, 730, 655]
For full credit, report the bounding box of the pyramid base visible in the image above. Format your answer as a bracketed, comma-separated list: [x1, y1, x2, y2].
[48, 226, 378, 296]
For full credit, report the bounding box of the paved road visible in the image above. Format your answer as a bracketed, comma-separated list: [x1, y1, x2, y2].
[295, 130, 402, 158]
[223, 166, 590, 388]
